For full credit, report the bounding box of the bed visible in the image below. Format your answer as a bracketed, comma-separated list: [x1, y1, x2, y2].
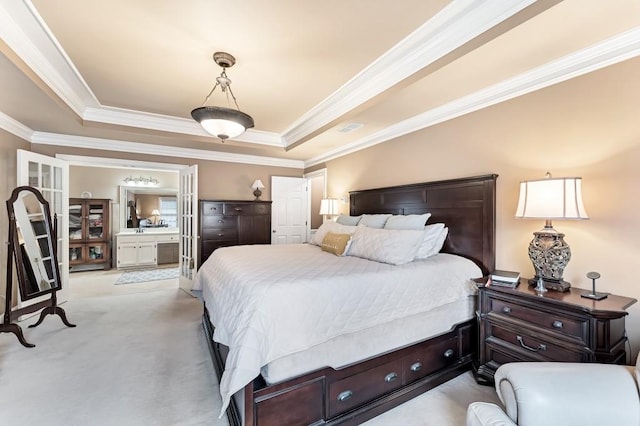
[198, 174, 497, 425]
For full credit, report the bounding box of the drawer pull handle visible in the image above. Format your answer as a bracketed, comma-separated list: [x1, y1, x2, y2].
[517, 335, 546, 352]
[337, 390, 353, 402]
[384, 372, 398, 383]
[210, 207, 217, 211]
[502, 306, 511, 314]
[234, 207, 243, 212]
[552, 320, 563, 329]
[218, 220, 224, 223]
[443, 349, 455, 358]
[217, 233, 224, 237]
[410, 362, 422, 372]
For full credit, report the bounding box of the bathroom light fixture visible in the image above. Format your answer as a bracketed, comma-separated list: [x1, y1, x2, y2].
[515, 172, 589, 292]
[191, 52, 254, 142]
[123, 176, 159, 186]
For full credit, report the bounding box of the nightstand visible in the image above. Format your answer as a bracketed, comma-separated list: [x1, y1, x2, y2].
[475, 278, 637, 384]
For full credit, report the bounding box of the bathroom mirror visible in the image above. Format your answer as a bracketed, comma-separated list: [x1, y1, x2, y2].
[1, 186, 75, 348]
[119, 186, 178, 231]
[8, 186, 60, 300]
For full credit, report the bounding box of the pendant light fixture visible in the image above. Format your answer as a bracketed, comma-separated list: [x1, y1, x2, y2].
[191, 52, 254, 142]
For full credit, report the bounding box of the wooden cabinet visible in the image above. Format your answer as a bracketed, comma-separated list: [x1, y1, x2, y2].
[69, 198, 111, 270]
[199, 200, 272, 266]
[476, 279, 637, 383]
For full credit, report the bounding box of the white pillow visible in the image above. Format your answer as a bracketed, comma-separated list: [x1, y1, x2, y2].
[336, 215, 362, 226]
[416, 226, 448, 259]
[357, 214, 392, 229]
[347, 227, 423, 265]
[414, 223, 446, 259]
[384, 213, 431, 230]
[312, 221, 357, 246]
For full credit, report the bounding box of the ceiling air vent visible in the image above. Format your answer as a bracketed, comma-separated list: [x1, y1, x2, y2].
[337, 122, 363, 133]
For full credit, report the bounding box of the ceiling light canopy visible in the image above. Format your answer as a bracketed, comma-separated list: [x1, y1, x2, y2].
[191, 52, 254, 142]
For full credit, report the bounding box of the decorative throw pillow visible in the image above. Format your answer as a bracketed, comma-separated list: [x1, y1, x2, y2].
[336, 214, 362, 226]
[347, 226, 423, 265]
[312, 221, 356, 246]
[321, 232, 352, 256]
[384, 213, 431, 230]
[357, 214, 392, 229]
[414, 223, 446, 259]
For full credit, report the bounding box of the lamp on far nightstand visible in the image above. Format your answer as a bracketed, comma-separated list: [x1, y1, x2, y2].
[319, 198, 339, 221]
[515, 172, 589, 292]
[251, 180, 265, 201]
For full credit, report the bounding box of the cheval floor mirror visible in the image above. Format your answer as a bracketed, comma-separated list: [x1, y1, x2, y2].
[1, 186, 75, 347]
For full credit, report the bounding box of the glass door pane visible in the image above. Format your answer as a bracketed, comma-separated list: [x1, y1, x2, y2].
[87, 202, 105, 239]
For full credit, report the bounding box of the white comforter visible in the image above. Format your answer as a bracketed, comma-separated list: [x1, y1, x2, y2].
[194, 244, 481, 414]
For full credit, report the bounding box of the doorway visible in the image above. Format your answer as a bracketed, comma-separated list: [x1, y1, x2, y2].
[53, 154, 198, 298]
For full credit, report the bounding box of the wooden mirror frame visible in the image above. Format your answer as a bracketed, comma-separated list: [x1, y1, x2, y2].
[1, 186, 75, 348]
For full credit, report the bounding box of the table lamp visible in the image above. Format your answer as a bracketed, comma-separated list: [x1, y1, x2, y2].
[319, 198, 339, 221]
[515, 172, 589, 292]
[251, 180, 265, 201]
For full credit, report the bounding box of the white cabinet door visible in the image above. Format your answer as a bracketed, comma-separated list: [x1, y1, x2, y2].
[138, 241, 157, 265]
[117, 241, 139, 268]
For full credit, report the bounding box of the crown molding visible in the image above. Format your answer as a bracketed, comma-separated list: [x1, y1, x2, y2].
[56, 154, 188, 171]
[0, 1, 99, 115]
[305, 27, 640, 168]
[31, 132, 304, 169]
[282, 0, 538, 146]
[0, 111, 34, 140]
[83, 106, 285, 147]
[3, 0, 536, 149]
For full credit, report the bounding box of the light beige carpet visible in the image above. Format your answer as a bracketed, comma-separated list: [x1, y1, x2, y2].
[0, 284, 500, 425]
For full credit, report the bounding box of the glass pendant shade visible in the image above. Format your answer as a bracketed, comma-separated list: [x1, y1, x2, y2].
[191, 106, 254, 141]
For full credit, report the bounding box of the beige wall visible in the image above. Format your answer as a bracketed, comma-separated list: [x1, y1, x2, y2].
[0, 131, 31, 314]
[69, 166, 179, 200]
[325, 57, 640, 357]
[33, 145, 303, 201]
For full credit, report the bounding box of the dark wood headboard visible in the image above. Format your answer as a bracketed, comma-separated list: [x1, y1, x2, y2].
[349, 174, 497, 275]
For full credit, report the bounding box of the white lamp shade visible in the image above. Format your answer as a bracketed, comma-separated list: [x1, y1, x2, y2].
[151, 209, 160, 216]
[319, 198, 339, 215]
[515, 177, 588, 220]
[251, 180, 265, 190]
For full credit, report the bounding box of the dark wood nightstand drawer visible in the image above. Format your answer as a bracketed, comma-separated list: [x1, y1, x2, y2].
[201, 215, 237, 229]
[476, 283, 636, 383]
[487, 322, 585, 362]
[490, 297, 588, 343]
[328, 359, 403, 417]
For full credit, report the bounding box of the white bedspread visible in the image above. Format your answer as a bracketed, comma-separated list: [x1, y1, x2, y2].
[194, 244, 481, 414]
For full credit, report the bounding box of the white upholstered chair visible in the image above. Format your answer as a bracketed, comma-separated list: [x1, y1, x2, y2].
[466, 354, 640, 426]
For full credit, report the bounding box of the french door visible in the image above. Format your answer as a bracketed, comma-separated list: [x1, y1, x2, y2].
[16, 149, 69, 306]
[178, 165, 198, 293]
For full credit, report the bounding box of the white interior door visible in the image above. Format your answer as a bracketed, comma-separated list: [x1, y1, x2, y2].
[17, 149, 69, 306]
[271, 176, 308, 244]
[178, 165, 198, 292]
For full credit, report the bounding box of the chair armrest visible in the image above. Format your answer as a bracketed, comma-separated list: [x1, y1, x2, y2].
[495, 362, 639, 426]
[466, 402, 516, 426]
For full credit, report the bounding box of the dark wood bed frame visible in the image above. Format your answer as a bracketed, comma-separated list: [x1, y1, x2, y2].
[203, 174, 497, 425]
